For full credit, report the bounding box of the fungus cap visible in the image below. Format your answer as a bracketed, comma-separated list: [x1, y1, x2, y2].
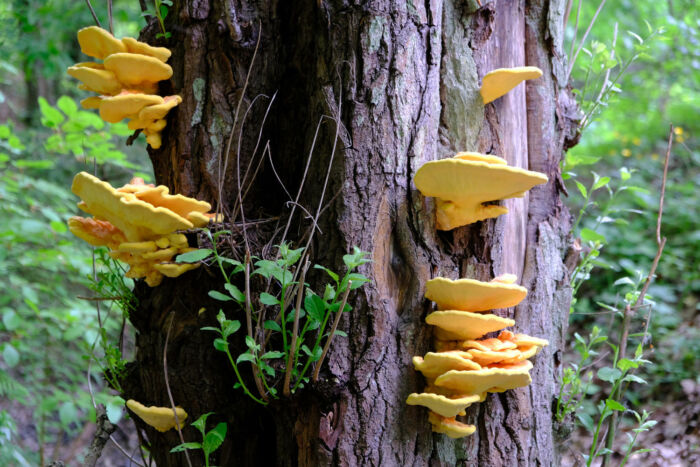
[428, 412, 476, 438]
[67, 65, 122, 95]
[99, 93, 164, 123]
[462, 337, 518, 352]
[426, 310, 514, 340]
[434, 360, 533, 394]
[414, 156, 548, 229]
[425, 276, 527, 312]
[103, 53, 173, 86]
[68, 217, 125, 249]
[77, 26, 127, 59]
[154, 263, 199, 278]
[480, 66, 543, 104]
[81, 96, 103, 109]
[122, 37, 172, 62]
[125, 399, 187, 432]
[413, 352, 481, 380]
[406, 393, 482, 418]
[139, 95, 182, 122]
[467, 348, 522, 366]
[454, 152, 507, 165]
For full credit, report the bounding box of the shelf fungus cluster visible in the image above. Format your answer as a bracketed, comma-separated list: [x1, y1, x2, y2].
[414, 152, 548, 230]
[406, 275, 548, 438]
[67, 26, 180, 148]
[68, 172, 217, 286]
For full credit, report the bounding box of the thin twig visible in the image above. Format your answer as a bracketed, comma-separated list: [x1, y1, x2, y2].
[84, 0, 102, 28]
[313, 282, 352, 382]
[164, 312, 193, 467]
[284, 260, 310, 396]
[593, 23, 617, 106]
[77, 295, 127, 301]
[107, 0, 113, 34]
[245, 255, 268, 400]
[568, 0, 582, 71]
[601, 125, 672, 466]
[567, 0, 608, 80]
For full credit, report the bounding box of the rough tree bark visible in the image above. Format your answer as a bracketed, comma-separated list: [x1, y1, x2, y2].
[122, 1, 579, 465]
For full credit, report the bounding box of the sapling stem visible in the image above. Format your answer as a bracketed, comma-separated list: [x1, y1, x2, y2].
[601, 126, 672, 466]
[313, 282, 352, 383]
[284, 260, 310, 396]
[84, 0, 102, 28]
[244, 254, 267, 401]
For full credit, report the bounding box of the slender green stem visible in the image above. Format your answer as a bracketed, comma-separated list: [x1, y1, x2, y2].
[223, 347, 266, 405]
[313, 283, 352, 382]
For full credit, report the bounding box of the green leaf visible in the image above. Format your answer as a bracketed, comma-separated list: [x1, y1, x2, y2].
[304, 294, 326, 322]
[236, 352, 256, 364]
[592, 176, 611, 191]
[617, 358, 638, 372]
[2, 344, 19, 368]
[176, 249, 213, 263]
[622, 374, 647, 385]
[314, 264, 339, 283]
[209, 290, 232, 302]
[575, 180, 588, 198]
[259, 292, 279, 306]
[224, 283, 245, 302]
[38, 97, 64, 127]
[203, 423, 227, 455]
[580, 228, 606, 244]
[2, 310, 21, 331]
[333, 330, 348, 337]
[213, 338, 228, 352]
[577, 412, 595, 433]
[605, 399, 626, 412]
[170, 442, 202, 453]
[597, 367, 621, 383]
[264, 320, 281, 332]
[56, 96, 78, 117]
[261, 351, 285, 359]
[192, 412, 213, 435]
[244, 335, 257, 350]
[222, 320, 241, 338]
[50, 221, 67, 233]
[58, 401, 78, 427]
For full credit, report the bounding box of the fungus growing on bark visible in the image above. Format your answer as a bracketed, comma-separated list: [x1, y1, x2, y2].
[434, 360, 533, 394]
[480, 66, 543, 104]
[67, 64, 122, 95]
[425, 276, 527, 312]
[426, 310, 515, 340]
[412, 352, 481, 380]
[428, 412, 476, 439]
[68, 172, 215, 286]
[406, 393, 482, 418]
[125, 399, 187, 432]
[103, 53, 173, 87]
[67, 26, 180, 148]
[77, 26, 127, 60]
[413, 154, 548, 229]
[121, 37, 172, 62]
[99, 92, 165, 123]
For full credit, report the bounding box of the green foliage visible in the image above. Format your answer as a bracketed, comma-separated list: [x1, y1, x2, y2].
[179, 234, 370, 404]
[0, 94, 151, 462]
[561, 1, 698, 463]
[170, 412, 226, 467]
[142, 0, 173, 39]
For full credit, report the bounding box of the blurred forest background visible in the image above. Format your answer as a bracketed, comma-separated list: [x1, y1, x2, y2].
[0, 0, 697, 465]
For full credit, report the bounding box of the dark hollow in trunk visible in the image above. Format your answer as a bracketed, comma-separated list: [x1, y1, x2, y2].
[122, 1, 579, 465]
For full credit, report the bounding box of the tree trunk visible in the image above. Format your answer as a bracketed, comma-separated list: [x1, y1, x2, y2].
[122, 1, 579, 465]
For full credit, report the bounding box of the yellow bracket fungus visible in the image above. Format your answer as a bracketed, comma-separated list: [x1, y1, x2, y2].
[126, 399, 187, 432]
[406, 393, 482, 418]
[426, 310, 514, 340]
[428, 412, 476, 439]
[412, 352, 481, 380]
[413, 153, 548, 230]
[425, 276, 527, 312]
[434, 360, 533, 395]
[480, 66, 543, 104]
[68, 172, 216, 286]
[68, 26, 180, 148]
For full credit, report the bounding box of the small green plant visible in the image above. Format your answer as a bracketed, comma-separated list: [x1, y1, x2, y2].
[170, 412, 227, 467]
[151, 0, 173, 39]
[85, 247, 137, 392]
[555, 326, 606, 423]
[177, 231, 370, 403]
